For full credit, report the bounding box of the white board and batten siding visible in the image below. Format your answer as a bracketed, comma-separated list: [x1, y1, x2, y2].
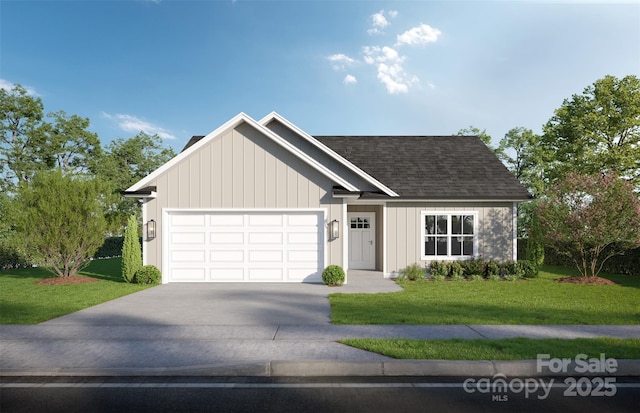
[143, 123, 344, 283]
[164, 210, 325, 282]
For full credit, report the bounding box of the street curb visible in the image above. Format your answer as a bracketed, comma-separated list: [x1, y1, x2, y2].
[2, 360, 639, 377]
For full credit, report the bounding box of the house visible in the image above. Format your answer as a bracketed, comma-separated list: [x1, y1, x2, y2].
[125, 112, 532, 283]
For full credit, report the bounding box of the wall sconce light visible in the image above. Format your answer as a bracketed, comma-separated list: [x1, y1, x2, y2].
[329, 219, 340, 240]
[147, 219, 156, 240]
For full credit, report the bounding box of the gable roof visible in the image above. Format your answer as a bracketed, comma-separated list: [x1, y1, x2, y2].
[126, 113, 361, 193]
[258, 112, 399, 197]
[315, 135, 532, 201]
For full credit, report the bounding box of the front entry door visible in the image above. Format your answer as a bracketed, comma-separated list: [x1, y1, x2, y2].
[348, 212, 375, 270]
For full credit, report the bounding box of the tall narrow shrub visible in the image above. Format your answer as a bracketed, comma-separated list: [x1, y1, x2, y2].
[122, 215, 142, 283]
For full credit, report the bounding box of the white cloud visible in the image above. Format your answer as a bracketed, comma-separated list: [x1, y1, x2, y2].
[343, 75, 357, 85]
[328, 53, 356, 71]
[362, 46, 416, 94]
[102, 112, 176, 140]
[367, 10, 397, 35]
[396, 24, 442, 46]
[0, 78, 38, 96]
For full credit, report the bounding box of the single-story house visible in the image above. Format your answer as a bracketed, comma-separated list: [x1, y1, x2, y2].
[125, 112, 532, 284]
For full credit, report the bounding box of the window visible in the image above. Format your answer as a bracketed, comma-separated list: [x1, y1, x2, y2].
[421, 212, 476, 259]
[350, 217, 370, 229]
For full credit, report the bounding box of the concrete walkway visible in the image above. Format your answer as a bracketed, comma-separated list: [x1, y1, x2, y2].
[1, 271, 639, 377]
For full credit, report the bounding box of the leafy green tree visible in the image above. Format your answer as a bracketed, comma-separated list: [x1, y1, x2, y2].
[496, 127, 544, 197]
[457, 125, 493, 148]
[0, 84, 47, 190]
[44, 110, 101, 175]
[534, 173, 640, 278]
[541, 75, 640, 189]
[121, 214, 142, 283]
[11, 170, 108, 277]
[95, 132, 175, 232]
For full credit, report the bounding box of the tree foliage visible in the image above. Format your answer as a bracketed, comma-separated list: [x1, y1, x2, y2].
[535, 173, 640, 278]
[121, 215, 142, 283]
[457, 125, 493, 148]
[496, 127, 544, 197]
[0, 84, 47, 190]
[44, 110, 101, 174]
[12, 170, 108, 277]
[541, 75, 640, 189]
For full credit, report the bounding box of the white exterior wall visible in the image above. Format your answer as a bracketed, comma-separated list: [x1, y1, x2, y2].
[142, 122, 343, 273]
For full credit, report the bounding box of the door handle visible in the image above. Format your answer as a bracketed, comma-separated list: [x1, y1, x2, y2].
[369, 241, 373, 245]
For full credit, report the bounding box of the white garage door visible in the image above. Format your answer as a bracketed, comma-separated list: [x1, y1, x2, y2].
[166, 211, 324, 282]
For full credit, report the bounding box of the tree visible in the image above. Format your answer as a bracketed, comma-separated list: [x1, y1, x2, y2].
[12, 170, 108, 277]
[95, 132, 175, 232]
[457, 126, 493, 148]
[44, 110, 101, 175]
[534, 173, 640, 278]
[0, 84, 46, 191]
[541, 75, 640, 190]
[496, 127, 545, 197]
[121, 214, 142, 283]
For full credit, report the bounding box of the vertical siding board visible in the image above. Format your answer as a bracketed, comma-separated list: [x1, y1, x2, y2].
[232, 129, 244, 208]
[189, 153, 200, 207]
[244, 137, 255, 207]
[287, 164, 298, 207]
[254, 141, 266, 208]
[387, 207, 397, 273]
[265, 151, 276, 208]
[220, 132, 232, 208]
[178, 161, 189, 208]
[276, 159, 287, 208]
[298, 175, 309, 208]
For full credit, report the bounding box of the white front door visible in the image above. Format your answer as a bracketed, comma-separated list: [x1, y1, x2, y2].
[348, 212, 375, 270]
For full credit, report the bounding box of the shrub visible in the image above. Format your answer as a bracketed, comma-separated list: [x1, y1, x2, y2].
[485, 260, 501, 278]
[450, 262, 464, 280]
[134, 265, 162, 284]
[502, 260, 524, 281]
[518, 260, 539, 278]
[429, 261, 449, 279]
[469, 274, 484, 281]
[462, 259, 485, 278]
[401, 263, 425, 281]
[322, 265, 345, 286]
[122, 215, 142, 283]
[487, 272, 501, 281]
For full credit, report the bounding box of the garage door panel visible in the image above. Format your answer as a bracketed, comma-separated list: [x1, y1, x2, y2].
[171, 250, 206, 262]
[167, 211, 324, 283]
[249, 268, 284, 281]
[210, 250, 244, 262]
[171, 268, 206, 281]
[248, 232, 283, 244]
[210, 268, 244, 281]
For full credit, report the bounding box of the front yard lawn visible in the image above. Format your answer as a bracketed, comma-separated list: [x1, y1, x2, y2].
[341, 338, 640, 360]
[0, 258, 153, 324]
[330, 265, 640, 325]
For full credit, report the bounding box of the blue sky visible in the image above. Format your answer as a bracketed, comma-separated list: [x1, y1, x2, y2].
[1, 0, 639, 151]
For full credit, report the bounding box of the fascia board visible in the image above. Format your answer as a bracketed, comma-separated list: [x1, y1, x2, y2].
[259, 112, 400, 197]
[127, 112, 359, 193]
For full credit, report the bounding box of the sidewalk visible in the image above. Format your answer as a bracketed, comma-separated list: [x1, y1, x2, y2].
[2, 323, 639, 377]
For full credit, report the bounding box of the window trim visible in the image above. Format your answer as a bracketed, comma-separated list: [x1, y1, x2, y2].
[420, 211, 478, 260]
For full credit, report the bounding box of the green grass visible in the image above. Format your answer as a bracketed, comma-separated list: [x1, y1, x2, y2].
[341, 338, 640, 360]
[0, 258, 153, 324]
[330, 265, 640, 325]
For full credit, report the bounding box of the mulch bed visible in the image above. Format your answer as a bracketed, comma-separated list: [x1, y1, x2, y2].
[36, 276, 100, 285]
[555, 276, 618, 285]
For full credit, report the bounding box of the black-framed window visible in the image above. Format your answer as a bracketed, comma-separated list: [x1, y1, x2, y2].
[422, 212, 476, 258]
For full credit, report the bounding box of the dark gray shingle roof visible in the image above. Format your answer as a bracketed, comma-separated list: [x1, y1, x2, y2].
[315, 135, 532, 200]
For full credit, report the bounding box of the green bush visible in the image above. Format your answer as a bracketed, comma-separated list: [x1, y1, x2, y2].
[450, 262, 464, 280]
[401, 263, 425, 281]
[462, 259, 485, 278]
[429, 261, 449, 279]
[502, 260, 524, 281]
[322, 265, 345, 286]
[518, 260, 539, 278]
[134, 265, 161, 284]
[485, 260, 501, 278]
[122, 215, 142, 283]
[468, 274, 484, 281]
[487, 272, 501, 281]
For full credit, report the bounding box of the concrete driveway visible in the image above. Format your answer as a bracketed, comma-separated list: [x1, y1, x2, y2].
[43, 283, 334, 326]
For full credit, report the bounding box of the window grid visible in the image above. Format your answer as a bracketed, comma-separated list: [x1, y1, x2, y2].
[422, 212, 476, 259]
